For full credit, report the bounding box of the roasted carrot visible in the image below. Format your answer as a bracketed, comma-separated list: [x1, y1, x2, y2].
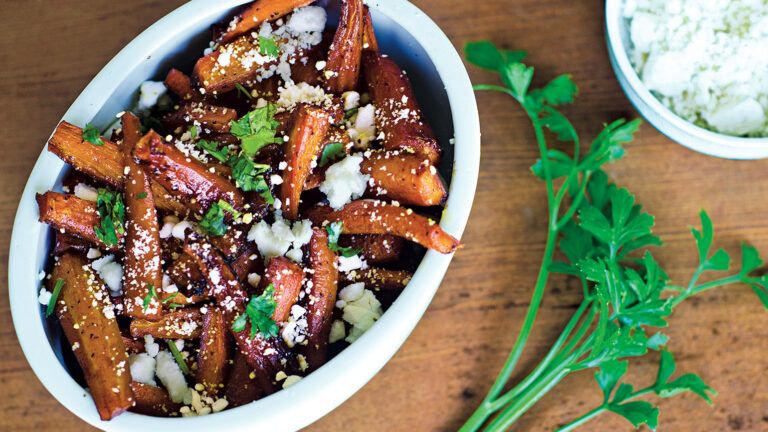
[193, 36, 278, 94]
[280, 105, 333, 219]
[306, 200, 460, 253]
[324, 0, 364, 93]
[129, 382, 181, 417]
[47, 121, 185, 214]
[162, 102, 238, 134]
[168, 253, 208, 295]
[164, 68, 199, 101]
[304, 228, 338, 370]
[338, 234, 405, 265]
[230, 242, 263, 282]
[129, 307, 203, 339]
[218, 0, 313, 44]
[225, 352, 262, 407]
[361, 150, 447, 206]
[362, 6, 379, 53]
[134, 130, 245, 214]
[53, 233, 90, 256]
[265, 256, 304, 323]
[196, 307, 231, 395]
[341, 267, 413, 291]
[36, 192, 122, 251]
[50, 253, 134, 420]
[362, 51, 441, 163]
[121, 113, 163, 319]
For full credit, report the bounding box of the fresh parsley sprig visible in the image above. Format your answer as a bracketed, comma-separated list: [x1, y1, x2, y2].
[326, 221, 362, 257]
[94, 188, 125, 247]
[82, 123, 104, 146]
[319, 142, 345, 167]
[231, 284, 279, 339]
[142, 283, 177, 312]
[230, 104, 282, 158]
[258, 36, 280, 58]
[460, 41, 768, 432]
[199, 199, 242, 237]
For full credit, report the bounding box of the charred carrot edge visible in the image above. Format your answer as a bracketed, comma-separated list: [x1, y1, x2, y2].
[193, 36, 278, 94]
[306, 200, 460, 254]
[324, 0, 364, 93]
[47, 121, 186, 214]
[196, 308, 231, 395]
[341, 267, 414, 291]
[338, 234, 405, 265]
[304, 127, 353, 190]
[304, 228, 339, 370]
[121, 113, 163, 319]
[123, 336, 145, 354]
[209, 223, 249, 261]
[218, 0, 313, 44]
[265, 256, 304, 323]
[224, 352, 263, 407]
[129, 382, 182, 417]
[362, 6, 379, 53]
[280, 105, 333, 220]
[230, 242, 263, 282]
[168, 253, 208, 295]
[36, 192, 121, 251]
[164, 68, 198, 101]
[129, 307, 203, 339]
[361, 150, 447, 206]
[135, 130, 245, 214]
[362, 51, 441, 164]
[53, 233, 91, 256]
[51, 254, 134, 420]
[162, 102, 238, 134]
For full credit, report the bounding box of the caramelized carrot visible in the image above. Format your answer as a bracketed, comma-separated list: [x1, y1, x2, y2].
[324, 0, 364, 93]
[129, 382, 181, 417]
[306, 200, 460, 254]
[51, 253, 134, 420]
[361, 150, 447, 206]
[265, 257, 304, 323]
[121, 113, 162, 319]
[305, 228, 338, 370]
[129, 308, 203, 339]
[36, 192, 122, 251]
[341, 267, 413, 291]
[162, 102, 238, 134]
[225, 352, 262, 407]
[164, 68, 199, 101]
[338, 234, 405, 265]
[218, 0, 313, 44]
[362, 6, 379, 53]
[193, 36, 277, 94]
[196, 307, 231, 395]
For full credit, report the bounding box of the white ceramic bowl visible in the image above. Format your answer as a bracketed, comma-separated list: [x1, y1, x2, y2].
[7, 1, 480, 430]
[605, 0, 768, 159]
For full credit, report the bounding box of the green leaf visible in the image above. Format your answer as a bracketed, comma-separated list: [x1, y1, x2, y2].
[464, 41, 526, 71]
[531, 149, 573, 179]
[540, 74, 578, 106]
[229, 104, 282, 157]
[135, 192, 148, 199]
[595, 359, 628, 402]
[196, 139, 230, 163]
[539, 107, 578, 141]
[612, 383, 634, 403]
[231, 284, 279, 339]
[326, 221, 362, 257]
[319, 142, 346, 167]
[142, 283, 156, 312]
[739, 243, 762, 276]
[258, 35, 280, 57]
[691, 210, 714, 263]
[646, 332, 669, 350]
[94, 188, 125, 247]
[749, 278, 768, 309]
[658, 374, 716, 404]
[501, 62, 534, 100]
[703, 248, 731, 271]
[578, 205, 612, 245]
[608, 401, 659, 430]
[82, 123, 104, 146]
[45, 278, 64, 318]
[655, 350, 676, 386]
[199, 202, 228, 236]
[227, 154, 273, 204]
[559, 222, 594, 264]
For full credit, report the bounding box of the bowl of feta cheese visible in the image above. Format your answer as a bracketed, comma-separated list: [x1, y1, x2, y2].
[606, 0, 768, 159]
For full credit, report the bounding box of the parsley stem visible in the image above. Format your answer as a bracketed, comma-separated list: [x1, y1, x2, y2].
[671, 274, 743, 307]
[473, 84, 515, 96]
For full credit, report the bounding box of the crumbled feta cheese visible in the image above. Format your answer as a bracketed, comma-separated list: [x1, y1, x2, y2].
[247, 217, 313, 261]
[138, 81, 168, 111]
[172, 220, 194, 240]
[91, 255, 123, 296]
[319, 155, 370, 209]
[144, 335, 160, 358]
[329, 319, 346, 343]
[276, 81, 333, 112]
[342, 91, 361, 111]
[282, 304, 309, 347]
[155, 350, 189, 403]
[247, 273, 262, 288]
[86, 248, 102, 259]
[74, 183, 98, 202]
[38, 288, 52, 306]
[129, 353, 157, 386]
[347, 104, 377, 149]
[337, 255, 368, 273]
[282, 375, 302, 389]
[337, 283, 383, 343]
[287, 6, 327, 33]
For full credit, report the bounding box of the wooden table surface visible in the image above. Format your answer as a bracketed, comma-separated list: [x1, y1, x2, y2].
[1, 1, 767, 431]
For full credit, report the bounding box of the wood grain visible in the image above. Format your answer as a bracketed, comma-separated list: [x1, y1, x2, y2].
[1, 1, 766, 431]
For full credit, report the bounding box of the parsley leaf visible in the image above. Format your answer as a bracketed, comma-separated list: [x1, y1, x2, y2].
[94, 188, 125, 247]
[464, 40, 526, 71]
[229, 104, 282, 157]
[135, 191, 148, 199]
[319, 142, 345, 167]
[199, 200, 241, 237]
[231, 284, 279, 339]
[142, 283, 177, 311]
[258, 36, 280, 58]
[227, 154, 274, 204]
[45, 278, 64, 318]
[326, 221, 362, 257]
[82, 123, 104, 146]
[196, 139, 230, 163]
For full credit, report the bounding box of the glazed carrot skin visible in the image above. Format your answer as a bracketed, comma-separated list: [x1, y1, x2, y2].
[129, 307, 203, 339]
[36, 192, 122, 251]
[50, 253, 134, 420]
[53, 233, 91, 256]
[164, 68, 199, 101]
[225, 352, 263, 407]
[361, 6, 379, 53]
[306, 200, 460, 254]
[196, 307, 231, 395]
[341, 267, 413, 291]
[361, 150, 447, 206]
[230, 242, 264, 283]
[121, 113, 163, 319]
[193, 36, 279, 94]
[168, 253, 208, 295]
[218, 0, 313, 44]
[305, 228, 338, 370]
[47, 121, 185, 214]
[280, 105, 333, 220]
[134, 130, 245, 215]
[129, 382, 181, 417]
[338, 234, 404, 265]
[162, 102, 238, 134]
[325, 0, 365, 93]
[265, 256, 304, 323]
[362, 51, 442, 164]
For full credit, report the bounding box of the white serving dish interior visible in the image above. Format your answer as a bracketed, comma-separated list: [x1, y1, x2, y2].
[7, 0, 480, 430]
[605, 0, 768, 159]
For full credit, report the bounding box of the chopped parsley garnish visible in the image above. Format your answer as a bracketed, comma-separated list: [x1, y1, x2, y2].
[319, 142, 345, 167]
[344, 107, 359, 120]
[188, 125, 198, 140]
[46, 278, 64, 318]
[326, 221, 362, 257]
[142, 283, 177, 312]
[199, 199, 242, 236]
[82, 123, 104, 146]
[258, 36, 280, 58]
[94, 188, 125, 247]
[229, 104, 282, 157]
[227, 154, 274, 204]
[167, 340, 190, 374]
[195, 139, 230, 163]
[235, 83, 254, 100]
[135, 192, 148, 199]
[231, 284, 279, 339]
